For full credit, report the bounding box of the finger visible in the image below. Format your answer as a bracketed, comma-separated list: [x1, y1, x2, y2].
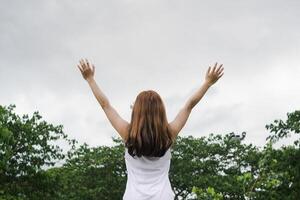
[82, 58, 87, 68]
[92, 64, 95, 73]
[80, 59, 85, 69]
[220, 65, 224, 72]
[85, 58, 90, 68]
[206, 66, 211, 76]
[77, 64, 83, 72]
[212, 62, 217, 73]
[216, 64, 223, 74]
[217, 67, 224, 75]
[218, 72, 224, 79]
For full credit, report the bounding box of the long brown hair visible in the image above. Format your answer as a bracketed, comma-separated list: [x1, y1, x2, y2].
[125, 90, 173, 157]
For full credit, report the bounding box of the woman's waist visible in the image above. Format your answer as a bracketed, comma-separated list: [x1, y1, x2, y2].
[127, 169, 170, 184]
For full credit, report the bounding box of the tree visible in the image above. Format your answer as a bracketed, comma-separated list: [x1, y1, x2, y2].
[191, 110, 300, 200]
[0, 104, 76, 200]
[170, 133, 260, 199]
[2, 104, 299, 200]
[49, 139, 127, 200]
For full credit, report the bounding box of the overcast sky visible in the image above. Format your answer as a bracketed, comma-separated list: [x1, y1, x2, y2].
[1, 0, 299, 149]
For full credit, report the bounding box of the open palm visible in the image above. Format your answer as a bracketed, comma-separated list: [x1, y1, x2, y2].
[205, 62, 224, 86]
[77, 58, 95, 81]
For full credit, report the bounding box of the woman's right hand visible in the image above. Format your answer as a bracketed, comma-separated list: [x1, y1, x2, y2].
[204, 62, 224, 86]
[77, 58, 95, 81]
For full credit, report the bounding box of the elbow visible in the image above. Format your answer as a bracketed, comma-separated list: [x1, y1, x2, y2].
[186, 100, 195, 111]
[100, 100, 110, 109]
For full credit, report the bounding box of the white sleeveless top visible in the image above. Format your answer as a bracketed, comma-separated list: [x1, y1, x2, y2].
[123, 148, 175, 200]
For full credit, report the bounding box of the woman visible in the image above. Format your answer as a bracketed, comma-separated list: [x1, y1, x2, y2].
[77, 59, 224, 199]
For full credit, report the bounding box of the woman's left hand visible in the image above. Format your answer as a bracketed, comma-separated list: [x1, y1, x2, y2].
[77, 58, 95, 81]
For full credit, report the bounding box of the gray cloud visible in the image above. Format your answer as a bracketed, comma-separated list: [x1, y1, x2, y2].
[1, 0, 299, 148]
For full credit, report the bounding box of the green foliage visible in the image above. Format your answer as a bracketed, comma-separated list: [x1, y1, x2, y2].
[266, 110, 300, 146]
[190, 110, 300, 200]
[1, 105, 299, 200]
[0, 104, 76, 200]
[51, 138, 127, 200]
[192, 186, 223, 200]
[169, 133, 259, 199]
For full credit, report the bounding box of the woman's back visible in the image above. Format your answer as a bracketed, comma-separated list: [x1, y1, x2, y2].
[77, 60, 224, 199]
[123, 148, 175, 200]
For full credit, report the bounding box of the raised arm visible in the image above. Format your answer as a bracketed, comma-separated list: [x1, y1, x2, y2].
[168, 62, 224, 139]
[77, 59, 129, 141]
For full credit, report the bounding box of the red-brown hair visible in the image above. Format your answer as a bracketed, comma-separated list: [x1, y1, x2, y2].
[125, 90, 173, 157]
